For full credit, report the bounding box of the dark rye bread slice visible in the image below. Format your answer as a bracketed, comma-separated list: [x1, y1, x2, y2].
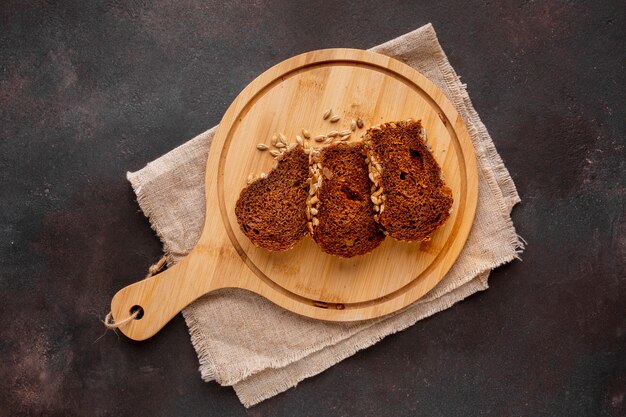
[363, 119, 453, 242]
[308, 142, 385, 258]
[235, 144, 309, 251]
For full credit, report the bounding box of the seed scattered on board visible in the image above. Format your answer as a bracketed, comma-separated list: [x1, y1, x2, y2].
[253, 111, 369, 185]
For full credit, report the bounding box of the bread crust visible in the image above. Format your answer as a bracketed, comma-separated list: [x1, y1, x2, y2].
[363, 120, 453, 242]
[307, 142, 385, 257]
[235, 145, 309, 251]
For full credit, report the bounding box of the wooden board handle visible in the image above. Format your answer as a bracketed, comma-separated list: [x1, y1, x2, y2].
[110, 252, 221, 340]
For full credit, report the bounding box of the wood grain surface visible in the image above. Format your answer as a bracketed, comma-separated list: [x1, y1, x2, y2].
[110, 48, 478, 340]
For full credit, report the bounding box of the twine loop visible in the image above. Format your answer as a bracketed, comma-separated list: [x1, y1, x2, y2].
[146, 256, 167, 278]
[103, 255, 167, 329]
[104, 309, 140, 329]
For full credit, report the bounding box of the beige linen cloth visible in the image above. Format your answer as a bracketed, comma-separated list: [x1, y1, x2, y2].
[127, 23, 523, 407]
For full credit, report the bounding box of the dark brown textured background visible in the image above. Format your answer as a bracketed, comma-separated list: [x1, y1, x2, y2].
[1, 1, 624, 416]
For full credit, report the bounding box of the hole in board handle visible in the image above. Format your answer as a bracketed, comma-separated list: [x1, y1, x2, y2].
[130, 305, 145, 320]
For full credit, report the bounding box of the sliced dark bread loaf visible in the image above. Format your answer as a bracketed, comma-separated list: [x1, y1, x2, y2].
[363, 119, 453, 242]
[308, 142, 385, 257]
[235, 144, 309, 251]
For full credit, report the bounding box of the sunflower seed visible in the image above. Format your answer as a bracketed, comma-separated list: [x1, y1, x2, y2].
[270, 150, 280, 157]
[274, 142, 286, 148]
[271, 134, 278, 146]
[310, 195, 319, 205]
[309, 184, 318, 195]
[371, 195, 381, 205]
[327, 130, 338, 137]
[339, 129, 351, 136]
[312, 218, 319, 227]
[256, 143, 269, 150]
[307, 223, 314, 234]
[330, 115, 340, 123]
[350, 119, 357, 131]
[369, 172, 375, 183]
[278, 133, 287, 144]
[310, 207, 318, 215]
[373, 205, 380, 212]
[295, 135, 303, 145]
[379, 204, 385, 214]
[287, 143, 297, 151]
[323, 137, 334, 145]
[314, 135, 326, 142]
[357, 118, 364, 128]
[246, 174, 254, 184]
[373, 187, 383, 197]
[302, 129, 311, 139]
[259, 172, 267, 179]
[323, 109, 332, 120]
[340, 134, 350, 141]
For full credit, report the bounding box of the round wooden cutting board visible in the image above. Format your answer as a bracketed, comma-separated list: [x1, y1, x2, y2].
[110, 48, 478, 341]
